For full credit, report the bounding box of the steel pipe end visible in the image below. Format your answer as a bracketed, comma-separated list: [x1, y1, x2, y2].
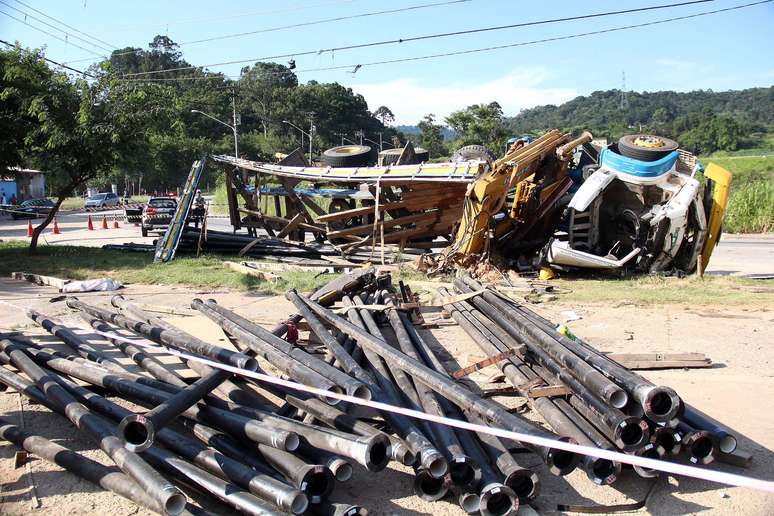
[299, 465, 335, 504]
[719, 434, 738, 454]
[479, 482, 519, 516]
[328, 504, 368, 516]
[413, 468, 450, 501]
[118, 414, 155, 452]
[457, 490, 481, 514]
[240, 356, 260, 372]
[361, 434, 390, 472]
[633, 443, 665, 478]
[279, 431, 300, 452]
[613, 417, 650, 452]
[651, 426, 683, 456]
[582, 455, 621, 486]
[348, 384, 372, 401]
[503, 468, 539, 502]
[419, 448, 448, 479]
[327, 457, 353, 482]
[448, 455, 481, 491]
[390, 441, 417, 466]
[321, 385, 345, 406]
[161, 484, 187, 516]
[545, 437, 580, 476]
[605, 386, 629, 410]
[683, 430, 718, 465]
[643, 387, 682, 423]
[110, 294, 126, 308]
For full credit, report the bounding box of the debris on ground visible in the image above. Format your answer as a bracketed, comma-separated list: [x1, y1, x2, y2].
[0, 268, 751, 515]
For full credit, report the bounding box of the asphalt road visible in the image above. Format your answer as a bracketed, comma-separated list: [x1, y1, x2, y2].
[1, 210, 772, 276]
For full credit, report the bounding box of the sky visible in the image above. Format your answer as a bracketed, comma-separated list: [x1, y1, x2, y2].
[2, 0, 773, 124]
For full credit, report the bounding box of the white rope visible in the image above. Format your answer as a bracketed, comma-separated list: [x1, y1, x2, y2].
[68, 323, 774, 494]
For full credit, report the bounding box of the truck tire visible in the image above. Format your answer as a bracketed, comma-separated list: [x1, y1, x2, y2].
[322, 145, 372, 167]
[617, 135, 678, 162]
[451, 144, 495, 162]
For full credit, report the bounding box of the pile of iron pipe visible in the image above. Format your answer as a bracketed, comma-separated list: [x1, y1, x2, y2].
[444, 274, 740, 485]
[0, 268, 585, 516]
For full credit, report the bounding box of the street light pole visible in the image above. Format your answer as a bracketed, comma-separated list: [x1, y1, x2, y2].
[283, 120, 314, 163]
[191, 109, 238, 162]
[308, 112, 316, 163]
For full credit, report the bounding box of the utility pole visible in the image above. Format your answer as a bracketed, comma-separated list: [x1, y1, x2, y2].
[308, 112, 316, 163]
[355, 129, 364, 145]
[378, 132, 383, 151]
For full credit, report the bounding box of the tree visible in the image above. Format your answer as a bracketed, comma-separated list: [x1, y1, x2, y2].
[1, 45, 153, 252]
[417, 114, 447, 158]
[373, 106, 395, 126]
[446, 102, 507, 152]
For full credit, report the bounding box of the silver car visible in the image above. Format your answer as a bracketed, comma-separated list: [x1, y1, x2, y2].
[84, 192, 120, 208]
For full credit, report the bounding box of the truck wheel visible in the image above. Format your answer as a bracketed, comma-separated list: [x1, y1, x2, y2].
[617, 135, 678, 162]
[451, 144, 495, 162]
[322, 145, 372, 167]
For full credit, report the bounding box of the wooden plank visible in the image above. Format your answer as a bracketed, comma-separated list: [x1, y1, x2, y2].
[275, 213, 305, 239]
[223, 261, 276, 281]
[605, 352, 709, 362]
[527, 385, 571, 398]
[326, 210, 446, 239]
[451, 349, 517, 379]
[315, 191, 462, 223]
[614, 360, 712, 370]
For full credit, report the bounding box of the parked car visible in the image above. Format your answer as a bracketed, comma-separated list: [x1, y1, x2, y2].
[84, 192, 120, 209]
[141, 197, 177, 237]
[11, 198, 55, 220]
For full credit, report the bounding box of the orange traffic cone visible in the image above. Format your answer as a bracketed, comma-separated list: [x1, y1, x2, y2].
[26, 221, 33, 237]
[101, 215, 108, 229]
[113, 216, 120, 229]
[87, 215, 94, 230]
[52, 218, 61, 234]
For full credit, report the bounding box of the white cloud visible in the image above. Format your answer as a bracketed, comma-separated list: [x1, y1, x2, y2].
[351, 68, 578, 125]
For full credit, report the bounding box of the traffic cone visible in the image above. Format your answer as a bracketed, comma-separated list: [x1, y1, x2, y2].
[101, 215, 108, 229]
[52, 218, 61, 234]
[26, 221, 33, 237]
[87, 215, 94, 230]
[113, 215, 120, 229]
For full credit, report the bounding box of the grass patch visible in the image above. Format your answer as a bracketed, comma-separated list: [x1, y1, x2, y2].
[0, 241, 332, 294]
[702, 155, 774, 233]
[551, 274, 774, 307]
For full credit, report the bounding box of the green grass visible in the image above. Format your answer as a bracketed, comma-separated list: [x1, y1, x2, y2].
[548, 274, 774, 307]
[702, 155, 774, 233]
[0, 241, 332, 294]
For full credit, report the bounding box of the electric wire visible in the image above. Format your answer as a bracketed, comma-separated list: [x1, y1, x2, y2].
[116, 0, 771, 83]
[0, 9, 104, 57]
[0, 0, 114, 52]
[117, 0, 717, 78]
[0, 38, 97, 78]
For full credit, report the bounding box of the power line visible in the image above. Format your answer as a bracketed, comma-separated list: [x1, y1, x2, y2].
[0, 38, 96, 78]
[117, 0, 771, 83]
[117, 0, 716, 78]
[10, 0, 116, 49]
[0, 9, 104, 57]
[0, 0, 114, 52]
[179, 0, 472, 46]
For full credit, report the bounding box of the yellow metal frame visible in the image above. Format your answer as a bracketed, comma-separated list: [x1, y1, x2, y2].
[700, 163, 732, 273]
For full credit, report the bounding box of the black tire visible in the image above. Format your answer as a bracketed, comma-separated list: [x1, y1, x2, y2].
[617, 134, 679, 162]
[451, 144, 495, 162]
[141, 226, 148, 237]
[322, 145, 372, 167]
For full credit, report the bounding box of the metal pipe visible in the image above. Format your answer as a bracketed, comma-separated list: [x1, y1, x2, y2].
[0, 412, 164, 514]
[0, 340, 186, 515]
[83, 314, 188, 388]
[452, 283, 648, 452]
[27, 308, 126, 372]
[678, 422, 718, 465]
[193, 298, 368, 400]
[650, 424, 683, 456]
[65, 297, 257, 371]
[142, 445, 283, 516]
[342, 295, 446, 476]
[285, 395, 415, 466]
[463, 275, 682, 422]
[456, 277, 628, 410]
[632, 443, 665, 478]
[285, 289, 372, 384]
[38, 368, 307, 514]
[682, 403, 737, 454]
[383, 296, 475, 487]
[466, 412, 538, 502]
[9, 342, 299, 453]
[298, 443, 353, 482]
[309, 502, 368, 516]
[256, 444, 335, 503]
[297, 293, 579, 475]
[412, 467, 450, 501]
[118, 369, 231, 452]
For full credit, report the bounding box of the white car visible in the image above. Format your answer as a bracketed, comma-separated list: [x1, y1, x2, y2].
[545, 135, 728, 275]
[85, 192, 120, 208]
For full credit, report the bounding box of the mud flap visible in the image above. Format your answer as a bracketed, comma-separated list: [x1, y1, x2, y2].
[699, 163, 732, 273]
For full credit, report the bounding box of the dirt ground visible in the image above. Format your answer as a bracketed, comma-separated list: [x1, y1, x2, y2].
[0, 277, 772, 515]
